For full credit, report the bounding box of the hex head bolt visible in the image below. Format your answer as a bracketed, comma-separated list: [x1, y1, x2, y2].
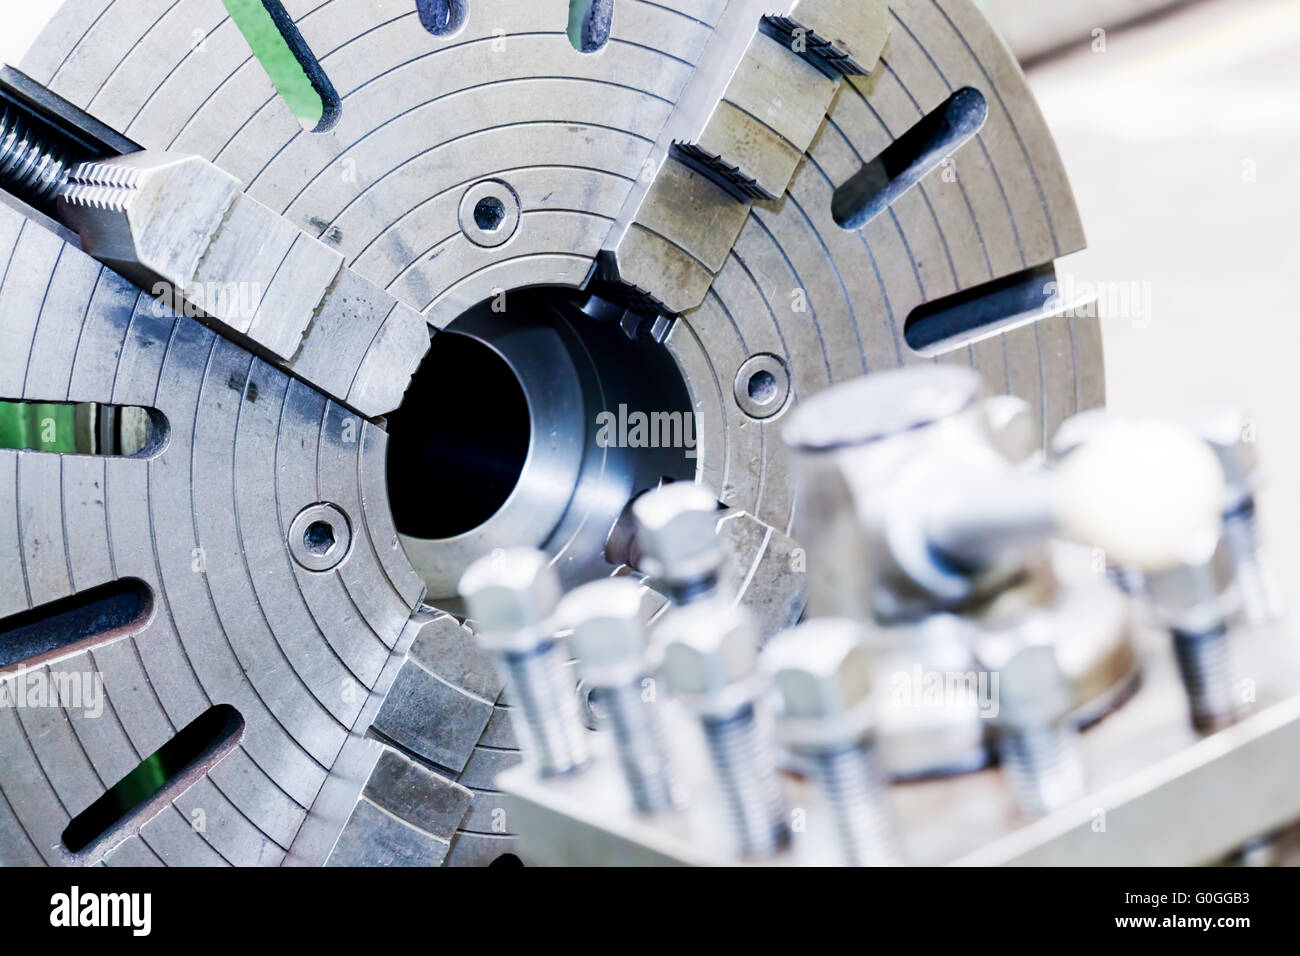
[764, 620, 902, 866]
[981, 641, 1085, 816]
[632, 483, 724, 605]
[459, 548, 588, 776]
[1196, 409, 1282, 625]
[1150, 552, 1244, 733]
[1057, 418, 1242, 734]
[559, 578, 679, 815]
[659, 599, 789, 859]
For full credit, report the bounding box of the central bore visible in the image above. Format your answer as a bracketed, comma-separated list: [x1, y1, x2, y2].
[384, 287, 696, 604]
[385, 333, 530, 539]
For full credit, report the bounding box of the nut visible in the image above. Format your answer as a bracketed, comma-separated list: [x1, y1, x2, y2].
[557, 577, 649, 688]
[659, 599, 760, 715]
[764, 618, 876, 749]
[457, 548, 562, 654]
[631, 482, 722, 584]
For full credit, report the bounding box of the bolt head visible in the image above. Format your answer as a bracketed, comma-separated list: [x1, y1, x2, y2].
[764, 619, 877, 748]
[557, 577, 649, 686]
[458, 548, 562, 654]
[975, 630, 1071, 728]
[766, 619, 873, 720]
[658, 600, 759, 710]
[632, 483, 722, 584]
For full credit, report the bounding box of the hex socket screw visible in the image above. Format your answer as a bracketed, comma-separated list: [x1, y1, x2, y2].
[765, 620, 902, 866]
[459, 548, 588, 776]
[558, 578, 678, 814]
[632, 482, 724, 605]
[660, 598, 789, 859]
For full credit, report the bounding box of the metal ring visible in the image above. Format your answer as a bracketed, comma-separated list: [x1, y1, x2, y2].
[288, 503, 352, 572]
[458, 179, 521, 248]
[733, 353, 792, 420]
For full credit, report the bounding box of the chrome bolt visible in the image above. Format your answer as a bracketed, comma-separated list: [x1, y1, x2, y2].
[459, 548, 588, 776]
[632, 482, 724, 605]
[978, 639, 1084, 816]
[1196, 408, 1282, 624]
[765, 619, 902, 866]
[559, 578, 678, 814]
[659, 598, 789, 858]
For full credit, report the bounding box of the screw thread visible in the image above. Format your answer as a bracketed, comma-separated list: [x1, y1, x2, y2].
[599, 681, 678, 815]
[999, 722, 1084, 816]
[0, 103, 76, 208]
[701, 705, 789, 858]
[1172, 625, 1241, 733]
[501, 642, 588, 776]
[808, 744, 901, 866]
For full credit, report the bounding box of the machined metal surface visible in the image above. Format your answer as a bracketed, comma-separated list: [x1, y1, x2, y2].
[0, 0, 1098, 866]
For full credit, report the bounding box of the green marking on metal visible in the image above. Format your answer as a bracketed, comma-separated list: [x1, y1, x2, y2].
[221, 0, 334, 131]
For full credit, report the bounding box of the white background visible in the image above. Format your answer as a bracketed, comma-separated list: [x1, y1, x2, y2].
[1, 2, 59, 68]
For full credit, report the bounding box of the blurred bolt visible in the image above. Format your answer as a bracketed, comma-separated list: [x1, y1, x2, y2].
[459, 548, 588, 776]
[559, 578, 678, 814]
[765, 619, 902, 866]
[660, 598, 788, 858]
[632, 482, 724, 603]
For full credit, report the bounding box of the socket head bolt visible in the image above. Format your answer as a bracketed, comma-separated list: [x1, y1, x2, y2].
[632, 482, 724, 599]
[458, 548, 589, 776]
[764, 619, 877, 752]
